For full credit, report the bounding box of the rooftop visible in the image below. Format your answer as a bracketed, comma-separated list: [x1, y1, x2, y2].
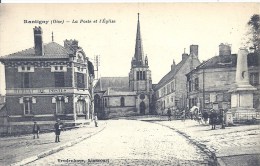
[0, 42, 73, 61]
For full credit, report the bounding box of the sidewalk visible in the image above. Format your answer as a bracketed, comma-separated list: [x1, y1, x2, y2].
[135, 116, 260, 166]
[0, 121, 107, 166]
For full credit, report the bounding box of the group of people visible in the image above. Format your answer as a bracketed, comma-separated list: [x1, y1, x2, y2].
[165, 107, 225, 130]
[32, 119, 62, 142]
[32, 113, 99, 142]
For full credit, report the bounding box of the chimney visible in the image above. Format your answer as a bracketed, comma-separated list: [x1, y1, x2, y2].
[171, 59, 176, 70]
[64, 39, 79, 51]
[33, 26, 44, 56]
[190, 45, 198, 57]
[219, 43, 231, 56]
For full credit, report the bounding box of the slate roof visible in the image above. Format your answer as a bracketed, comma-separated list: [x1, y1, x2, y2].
[0, 42, 73, 61]
[154, 56, 189, 91]
[94, 77, 130, 92]
[189, 53, 259, 74]
[104, 88, 136, 96]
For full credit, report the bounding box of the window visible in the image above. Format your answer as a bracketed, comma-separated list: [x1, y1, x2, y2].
[18, 65, 34, 72]
[194, 78, 199, 90]
[77, 100, 86, 114]
[167, 84, 171, 94]
[143, 71, 146, 80]
[188, 80, 192, 92]
[22, 73, 30, 88]
[56, 97, 65, 114]
[120, 97, 125, 107]
[250, 72, 259, 86]
[54, 72, 65, 87]
[105, 98, 107, 107]
[51, 65, 67, 72]
[171, 96, 174, 102]
[23, 97, 32, 115]
[171, 81, 175, 92]
[77, 73, 85, 88]
[140, 71, 143, 80]
[137, 71, 140, 80]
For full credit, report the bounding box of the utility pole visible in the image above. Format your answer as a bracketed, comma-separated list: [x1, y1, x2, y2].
[94, 55, 100, 80]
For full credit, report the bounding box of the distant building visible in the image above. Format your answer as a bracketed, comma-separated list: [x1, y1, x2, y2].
[186, 43, 259, 112]
[94, 14, 153, 119]
[0, 27, 95, 134]
[154, 45, 201, 114]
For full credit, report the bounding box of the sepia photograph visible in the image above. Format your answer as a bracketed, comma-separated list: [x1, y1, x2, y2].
[0, 2, 259, 166]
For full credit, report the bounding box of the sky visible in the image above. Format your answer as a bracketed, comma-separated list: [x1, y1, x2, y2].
[0, 3, 259, 95]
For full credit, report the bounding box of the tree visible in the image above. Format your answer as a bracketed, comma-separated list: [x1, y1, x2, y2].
[247, 14, 260, 52]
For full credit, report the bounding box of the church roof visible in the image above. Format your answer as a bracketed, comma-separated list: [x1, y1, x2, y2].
[103, 88, 136, 96]
[94, 77, 130, 92]
[0, 42, 72, 61]
[154, 56, 190, 91]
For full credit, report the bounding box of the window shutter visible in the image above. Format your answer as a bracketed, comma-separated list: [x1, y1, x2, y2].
[32, 97, 36, 103]
[19, 97, 24, 104]
[64, 96, 68, 103]
[52, 97, 56, 103]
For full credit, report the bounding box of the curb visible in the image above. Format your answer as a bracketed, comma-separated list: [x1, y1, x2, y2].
[10, 122, 107, 166]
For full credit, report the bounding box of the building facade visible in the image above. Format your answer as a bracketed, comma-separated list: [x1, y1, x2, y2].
[186, 43, 260, 113]
[94, 14, 153, 119]
[0, 27, 95, 134]
[154, 45, 201, 114]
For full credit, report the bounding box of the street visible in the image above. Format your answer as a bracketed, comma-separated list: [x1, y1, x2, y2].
[26, 119, 210, 166]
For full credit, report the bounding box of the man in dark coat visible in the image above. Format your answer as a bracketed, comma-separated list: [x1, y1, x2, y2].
[210, 109, 218, 130]
[32, 121, 40, 139]
[202, 111, 209, 124]
[54, 119, 62, 142]
[167, 108, 172, 121]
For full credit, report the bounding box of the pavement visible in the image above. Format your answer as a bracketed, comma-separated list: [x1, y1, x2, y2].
[132, 115, 260, 166]
[25, 120, 210, 166]
[1, 115, 259, 166]
[0, 121, 107, 166]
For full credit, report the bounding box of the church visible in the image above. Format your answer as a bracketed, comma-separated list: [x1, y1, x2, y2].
[94, 14, 153, 119]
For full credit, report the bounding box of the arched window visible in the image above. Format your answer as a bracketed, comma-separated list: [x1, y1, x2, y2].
[105, 98, 107, 107]
[120, 97, 125, 107]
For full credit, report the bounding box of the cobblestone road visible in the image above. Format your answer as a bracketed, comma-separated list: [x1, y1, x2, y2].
[26, 120, 210, 166]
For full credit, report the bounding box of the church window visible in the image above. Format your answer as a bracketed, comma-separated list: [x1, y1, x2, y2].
[120, 97, 125, 107]
[140, 71, 143, 80]
[105, 98, 107, 107]
[137, 71, 140, 80]
[143, 71, 146, 80]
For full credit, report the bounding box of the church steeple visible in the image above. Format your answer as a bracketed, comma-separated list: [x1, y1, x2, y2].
[132, 13, 145, 67]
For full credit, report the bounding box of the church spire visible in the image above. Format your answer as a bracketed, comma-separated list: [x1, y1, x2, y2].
[133, 13, 145, 67]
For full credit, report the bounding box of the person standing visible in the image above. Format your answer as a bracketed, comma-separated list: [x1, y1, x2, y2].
[202, 111, 209, 124]
[54, 119, 62, 142]
[210, 109, 217, 130]
[32, 121, 40, 139]
[94, 113, 98, 127]
[167, 108, 172, 121]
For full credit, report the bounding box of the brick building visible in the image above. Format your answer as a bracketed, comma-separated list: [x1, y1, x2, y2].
[0, 27, 95, 134]
[186, 43, 260, 112]
[154, 45, 201, 114]
[94, 14, 153, 119]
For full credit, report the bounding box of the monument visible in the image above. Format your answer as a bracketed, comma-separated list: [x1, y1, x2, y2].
[226, 48, 257, 125]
